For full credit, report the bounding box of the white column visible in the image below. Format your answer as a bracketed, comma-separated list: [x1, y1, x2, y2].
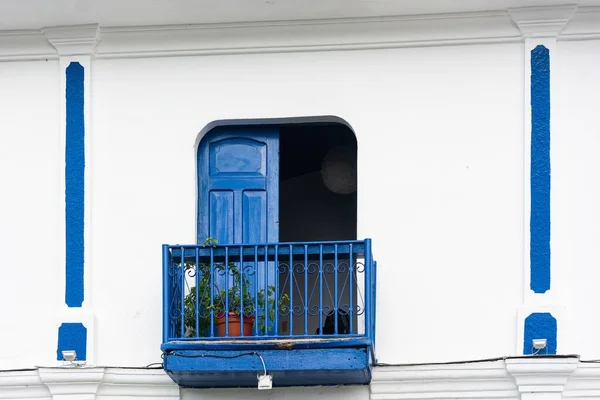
[43, 24, 99, 365]
[508, 5, 576, 356]
[39, 368, 104, 400]
[506, 357, 578, 400]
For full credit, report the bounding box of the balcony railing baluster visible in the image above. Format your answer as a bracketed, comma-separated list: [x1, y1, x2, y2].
[288, 244, 293, 336]
[274, 244, 279, 336]
[194, 247, 199, 336]
[209, 246, 214, 338]
[319, 244, 323, 336]
[334, 244, 338, 335]
[304, 245, 308, 336]
[349, 243, 354, 334]
[225, 246, 229, 337]
[253, 245, 258, 337]
[239, 245, 244, 336]
[180, 246, 185, 338]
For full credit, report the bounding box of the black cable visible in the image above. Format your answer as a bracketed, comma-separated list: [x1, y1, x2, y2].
[164, 350, 268, 375]
[373, 354, 581, 367]
[164, 350, 259, 359]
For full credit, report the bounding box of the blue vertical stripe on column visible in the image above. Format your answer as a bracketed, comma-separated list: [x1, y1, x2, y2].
[65, 62, 85, 307]
[530, 45, 551, 294]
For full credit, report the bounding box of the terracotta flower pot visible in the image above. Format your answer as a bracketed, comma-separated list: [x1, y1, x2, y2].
[215, 312, 255, 337]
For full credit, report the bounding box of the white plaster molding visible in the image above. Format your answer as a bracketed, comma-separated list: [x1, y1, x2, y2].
[1, 11, 521, 61]
[0, 369, 51, 399]
[1, 361, 599, 400]
[506, 357, 579, 399]
[42, 24, 100, 56]
[370, 360, 520, 400]
[38, 367, 104, 400]
[97, 368, 179, 399]
[509, 5, 577, 38]
[0, 30, 56, 61]
[560, 6, 600, 40]
[95, 11, 521, 58]
[0, 368, 178, 400]
[2, 7, 600, 61]
[563, 362, 600, 399]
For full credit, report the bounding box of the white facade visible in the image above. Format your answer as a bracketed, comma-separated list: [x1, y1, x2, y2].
[1, 1, 600, 398]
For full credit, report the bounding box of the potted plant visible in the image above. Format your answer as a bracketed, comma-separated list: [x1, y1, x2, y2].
[183, 238, 289, 338]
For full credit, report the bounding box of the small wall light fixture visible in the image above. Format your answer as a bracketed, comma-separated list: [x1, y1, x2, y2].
[532, 339, 547, 350]
[531, 338, 548, 355]
[255, 353, 272, 390]
[257, 373, 273, 390]
[61, 350, 77, 362]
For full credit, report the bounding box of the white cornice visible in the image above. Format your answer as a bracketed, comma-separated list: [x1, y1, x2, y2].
[38, 367, 105, 400]
[1, 6, 600, 62]
[509, 4, 577, 38]
[1, 11, 520, 62]
[370, 360, 519, 399]
[2, 361, 600, 399]
[563, 362, 600, 398]
[97, 368, 180, 398]
[95, 11, 521, 59]
[371, 357, 590, 400]
[506, 357, 579, 394]
[0, 30, 56, 61]
[560, 6, 600, 40]
[0, 369, 50, 399]
[42, 24, 100, 56]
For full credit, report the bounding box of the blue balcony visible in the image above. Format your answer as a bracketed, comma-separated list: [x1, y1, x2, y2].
[161, 239, 377, 388]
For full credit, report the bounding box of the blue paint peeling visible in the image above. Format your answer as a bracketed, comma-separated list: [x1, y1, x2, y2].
[57, 323, 87, 361]
[524, 312, 556, 355]
[65, 62, 85, 307]
[530, 45, 551, 294]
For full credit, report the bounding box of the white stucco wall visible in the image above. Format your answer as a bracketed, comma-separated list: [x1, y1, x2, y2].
[2, 32, 600, 373]
[553, 38, 600, 358]
[88, 43, 524, 366]
[0, 60, 62, 369]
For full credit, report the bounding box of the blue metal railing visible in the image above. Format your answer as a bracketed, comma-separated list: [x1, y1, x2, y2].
[162, 239, 376, 344]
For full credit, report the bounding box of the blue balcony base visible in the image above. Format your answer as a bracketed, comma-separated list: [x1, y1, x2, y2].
[163, 346, 371, 388]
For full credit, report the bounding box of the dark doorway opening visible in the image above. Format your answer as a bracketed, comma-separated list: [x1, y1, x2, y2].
[279, 123, 357, 243]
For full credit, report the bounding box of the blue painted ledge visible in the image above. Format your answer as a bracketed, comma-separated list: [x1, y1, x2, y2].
[164, 347, 371, 388]
[162, 339, 372, 388]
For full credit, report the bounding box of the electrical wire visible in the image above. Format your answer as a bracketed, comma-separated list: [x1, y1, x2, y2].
[373, 353, 580, 367]
[163, 350, 267, 376]
[255, 353, 267, 377]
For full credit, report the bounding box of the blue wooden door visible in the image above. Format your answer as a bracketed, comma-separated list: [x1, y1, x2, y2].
[198, 126, 279, 245]
[197, 126, 279, 335]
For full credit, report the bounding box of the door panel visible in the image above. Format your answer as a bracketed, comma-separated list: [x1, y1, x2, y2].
[209, 191, 234, 245]
[242, 191, 267, 244]
[198, 127, 279, 335]
[199, 127, 279, 245]
[210, 138, 267, 175]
